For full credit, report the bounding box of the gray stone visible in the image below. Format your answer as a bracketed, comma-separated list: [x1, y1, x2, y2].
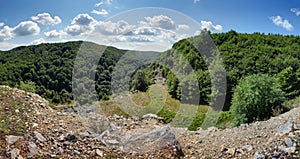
[81, 113, 110, 135]
[74, 150, 81, 155]
[254, 151, 265, 159]
[122, 125, 183, 156]
[285, 146, 296, 154]
[284, 138, 293, 147]
[27, 142, 38, 158]
[6, 135, 23, 145]
[142, 114, 164, 122]
[96, 149, 104, 157]
[56, 147, 64, 155]
[226, 148, 236, 156]
[10, 148, 20, 159]
[34, 131, 47, 142]
[98, 123, 117, 139]
[276, 118, 295, 135]
[105, 139, 120, 149]
[242, 144, 253, 151]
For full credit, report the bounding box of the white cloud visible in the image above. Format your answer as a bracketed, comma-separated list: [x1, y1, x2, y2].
[12, 21, 40, 36]
[0, 21, 40, 41]
[31, 12, 62, 25]
[144, 15, 176, 30]
[194, 0, 200, 4]
[159, 30, 188, 43]
[44, 30, 66, 38]
[66, 25, 94, 36]
[30, 38, 46, 45]
[291, 8, 300, 16]
[270, 16, 293, 31]
[0, 22, 4, 27]
[0, 26, 14, 41]
[71, 14, 96, 26]
[91, 9, 109, 16]
[200, 20, 223, 31]
[94, 20, 134, 35]
[177, 24, 190, 30]
[62, 14, 192, 49]
[66, 14, 97, 36]
[95, 1, 104, 7]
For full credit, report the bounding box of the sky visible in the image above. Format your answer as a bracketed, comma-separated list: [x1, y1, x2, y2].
[0, 0, 300, 51]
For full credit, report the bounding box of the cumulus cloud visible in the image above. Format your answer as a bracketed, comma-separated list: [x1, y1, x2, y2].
[44, 30, 66, 38]
[0, 21, 40, 41]
[291, 8, 300, 16]
[71, 14, 96, 26]
[31, 12, 62, 25]
[177, 24, 190, 30]
[94, 20, 134, 35]
[0, 22, 4, 27]
[200, 20, 223, 31]
[66, 25, 93, 36]
[13, 21, 40, 36]
[91, 9, 109, 16]
[270, 16, 293, 31]
[0, 26, 14, 41]
[144, 15, 176, 30]
[66, 14, 96, 36]
[63, 14, 191, 47]
[159, 30, 188, 43]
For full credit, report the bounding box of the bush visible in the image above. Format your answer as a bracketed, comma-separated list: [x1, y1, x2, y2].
[230, 74, 285, 126]
[18, 81, 36, 93]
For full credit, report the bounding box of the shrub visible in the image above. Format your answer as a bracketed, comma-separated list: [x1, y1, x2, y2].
[18, 81, 36, 93]
[230, 74, 285, 126]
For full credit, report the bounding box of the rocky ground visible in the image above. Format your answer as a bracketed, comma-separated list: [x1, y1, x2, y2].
[0, 86, 299, 158]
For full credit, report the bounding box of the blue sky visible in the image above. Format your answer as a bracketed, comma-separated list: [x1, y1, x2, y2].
[0, 0, 299, 51]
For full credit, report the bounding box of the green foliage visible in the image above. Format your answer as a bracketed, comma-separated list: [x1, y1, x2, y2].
[18, 81, 36, 93]
[188, 113, 206, 131]
[151, 31, 300, 111]
[276, 67, 300, 99]
[157, 108, 176, 123]
[230, 74, 286, 126]
[130, 70, 149, 92]
[0, 41, 127, 104]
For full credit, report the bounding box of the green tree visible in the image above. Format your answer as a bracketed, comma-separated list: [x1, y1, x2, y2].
[131, 70, 149, 92]
[230, 74, 286, 126]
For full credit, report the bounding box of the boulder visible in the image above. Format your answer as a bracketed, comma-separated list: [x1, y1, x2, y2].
[122, 125, 183, 156]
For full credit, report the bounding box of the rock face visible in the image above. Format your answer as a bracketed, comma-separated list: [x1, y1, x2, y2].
[122, 125, 183, 154]
[0, 85, 300, 158]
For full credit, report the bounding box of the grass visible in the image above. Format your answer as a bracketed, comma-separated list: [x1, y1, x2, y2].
[0, 86, 33, 156]
[284, 95, 300, 109]
[94, 84, 233, 130]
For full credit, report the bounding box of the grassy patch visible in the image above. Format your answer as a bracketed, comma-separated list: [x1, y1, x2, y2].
[284, 95, 300, 109]
[0, 86, 33, 156]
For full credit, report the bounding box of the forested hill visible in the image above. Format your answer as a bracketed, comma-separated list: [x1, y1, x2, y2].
[0, 41, 127, 103]
[0, 31, 299, 108]
[159, 31, 300, 110]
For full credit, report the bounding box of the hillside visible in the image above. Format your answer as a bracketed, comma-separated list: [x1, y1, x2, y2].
[0, 31, 299, 109]
[0, 86, 299, 158]
[0, 41, 160, 106]
[154, 31, 300, 110]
